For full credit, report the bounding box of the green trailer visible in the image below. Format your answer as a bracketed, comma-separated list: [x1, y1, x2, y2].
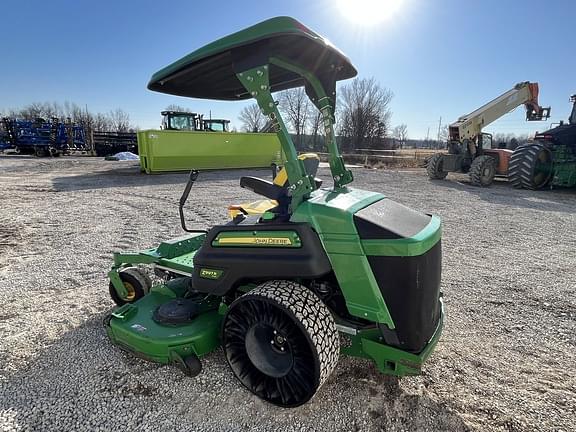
[138, 126, 283, 174]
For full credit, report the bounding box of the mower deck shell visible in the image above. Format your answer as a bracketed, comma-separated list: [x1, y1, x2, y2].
[106, 290, 222, 364]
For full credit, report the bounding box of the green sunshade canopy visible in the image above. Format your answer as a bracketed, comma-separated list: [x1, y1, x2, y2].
[148, 17, 357, 100]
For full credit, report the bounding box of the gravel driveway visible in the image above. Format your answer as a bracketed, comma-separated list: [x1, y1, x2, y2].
[0, 156, 574, 432]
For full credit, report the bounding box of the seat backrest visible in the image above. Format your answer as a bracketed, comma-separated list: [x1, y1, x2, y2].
[273, 153, 320, 187]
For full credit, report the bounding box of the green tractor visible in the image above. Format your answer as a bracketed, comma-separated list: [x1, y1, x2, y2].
[106, 17, 444, 407]
[508, 94, 576, 189]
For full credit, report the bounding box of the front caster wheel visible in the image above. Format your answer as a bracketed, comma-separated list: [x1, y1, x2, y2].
[222, 280, 339, 407]
[109, 267, 151, 306]
[180, 354, 202, 377]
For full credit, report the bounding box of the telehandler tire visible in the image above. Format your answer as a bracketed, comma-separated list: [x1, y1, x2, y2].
[469, 155, 496, 186]
[427, 154, 448, 180]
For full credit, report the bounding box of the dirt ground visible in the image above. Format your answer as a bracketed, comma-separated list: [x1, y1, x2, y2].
[0, 156, 574, 432]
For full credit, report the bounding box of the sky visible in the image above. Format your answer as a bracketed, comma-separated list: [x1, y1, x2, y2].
[0, 0, 574, 139]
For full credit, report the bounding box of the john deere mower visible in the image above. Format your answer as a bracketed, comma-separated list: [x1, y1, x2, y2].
[106, 17, 444, 407]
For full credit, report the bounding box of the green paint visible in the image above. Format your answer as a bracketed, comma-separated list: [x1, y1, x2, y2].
[106, 290, 222, 363]
[106, 17, 444, 383]
[137, 129, 283, 174]
[236, 65, 315, 210]
[268, 57, 353, 188]
[292, 188, 393, 324]
[148, 17, 355, 98]
[551, 145, 576, 187]
[156, 234, 205, 258]
[108, 269, 128, 299]
[293, 188, 441, 324]
[341, 299, 444, 375]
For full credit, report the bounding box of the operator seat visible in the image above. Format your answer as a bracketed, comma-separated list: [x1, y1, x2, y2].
[231, 153, 322, 219]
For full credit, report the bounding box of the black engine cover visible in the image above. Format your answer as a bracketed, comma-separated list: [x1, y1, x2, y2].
[192, 222, 331, 296]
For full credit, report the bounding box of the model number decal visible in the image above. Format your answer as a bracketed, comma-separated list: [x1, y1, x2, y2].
[200, 268, 223, 279]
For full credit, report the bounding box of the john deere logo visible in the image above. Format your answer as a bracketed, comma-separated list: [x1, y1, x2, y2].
[200, 268, 223, 280]
[254, 237, 292, 245]
[212, 231, 301, 248]
[217, 237, 292, 246]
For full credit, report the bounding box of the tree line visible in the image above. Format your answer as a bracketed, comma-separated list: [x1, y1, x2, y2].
[238, 76, 536, 153]
[238, 77, 400, 152]
[1, 101, 136, 133]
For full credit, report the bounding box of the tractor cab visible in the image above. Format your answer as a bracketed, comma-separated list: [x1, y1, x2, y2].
[161, 111, 231, 132]
[203, 118, 229, 132]
[161, 110, 203, 131]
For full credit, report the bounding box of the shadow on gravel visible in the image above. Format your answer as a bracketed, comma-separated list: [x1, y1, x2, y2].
[327, 359, 472, 431]
[51, 165, 272, 192]
[430, 178, 576, 214]
[1, 314, 471, 432]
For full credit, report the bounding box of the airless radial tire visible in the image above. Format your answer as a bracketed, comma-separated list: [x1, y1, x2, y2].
[222, 280, 340, 407]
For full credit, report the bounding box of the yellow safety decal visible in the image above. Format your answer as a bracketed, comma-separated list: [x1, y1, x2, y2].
[218, 237, 293, 246]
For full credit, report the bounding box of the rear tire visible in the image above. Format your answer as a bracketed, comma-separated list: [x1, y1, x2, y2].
[109, 267, 152, 306]
[508, 143, 553, 190]
[222, 280, 339, 407]
[427, 154, 448, 180]
[469, 155, 496, 187]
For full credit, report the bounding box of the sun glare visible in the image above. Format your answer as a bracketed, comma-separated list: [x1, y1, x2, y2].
[337, 0, 404, 26]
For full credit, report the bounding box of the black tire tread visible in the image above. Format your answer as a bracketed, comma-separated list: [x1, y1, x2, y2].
[427, 153, 448, 180]
[108, 267, 150, 306]
[121, 267, 152, 294]
[469, 155, 496, 187]
[508, 143, 552, 190]
[224, 280, 339, 405]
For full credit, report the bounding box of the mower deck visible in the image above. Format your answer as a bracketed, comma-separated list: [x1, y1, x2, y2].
[107, 208, 444, 377]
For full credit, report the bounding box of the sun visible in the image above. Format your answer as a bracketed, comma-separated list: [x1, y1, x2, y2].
[336, 0, 405, 26]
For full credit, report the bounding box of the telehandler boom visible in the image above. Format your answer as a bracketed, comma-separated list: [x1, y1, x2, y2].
[428, 82, 550, 186]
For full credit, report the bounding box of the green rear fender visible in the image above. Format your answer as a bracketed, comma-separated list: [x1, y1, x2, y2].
[292, 187, 442, 327]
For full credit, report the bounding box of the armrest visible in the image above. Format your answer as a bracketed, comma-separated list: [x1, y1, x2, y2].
[240, 176, 287, 200]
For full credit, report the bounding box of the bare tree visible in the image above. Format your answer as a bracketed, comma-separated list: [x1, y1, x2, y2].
[308, 109, 323, 151]
[13, 102, 62, 120]
[239, 104, 265, 132]
[109, 108, 131, 133]
[92, 113, 112, 131]
[393, 124, 408, 149]
[492, 132, 530, 150]
[438, 125, 449, 142]
[338, 77, 393, 151]
[4, 101, 138, 133]
[278, 88, 310, 148]
[165, 104, 193, 112]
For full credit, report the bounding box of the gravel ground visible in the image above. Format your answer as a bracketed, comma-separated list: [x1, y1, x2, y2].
[0, 156, 574, 432]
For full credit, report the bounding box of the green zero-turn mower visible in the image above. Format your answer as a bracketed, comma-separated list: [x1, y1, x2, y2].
[106, 17, 444, 407]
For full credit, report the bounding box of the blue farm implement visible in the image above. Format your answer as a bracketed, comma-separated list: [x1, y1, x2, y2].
[1, 117, 87, 156]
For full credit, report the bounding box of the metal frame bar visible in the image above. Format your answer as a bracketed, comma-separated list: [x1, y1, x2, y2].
[235, 56, 354, 211]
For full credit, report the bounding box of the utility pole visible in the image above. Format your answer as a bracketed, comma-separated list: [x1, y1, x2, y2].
[426, 127, 430, 149]
[436, 116, 442, 143]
